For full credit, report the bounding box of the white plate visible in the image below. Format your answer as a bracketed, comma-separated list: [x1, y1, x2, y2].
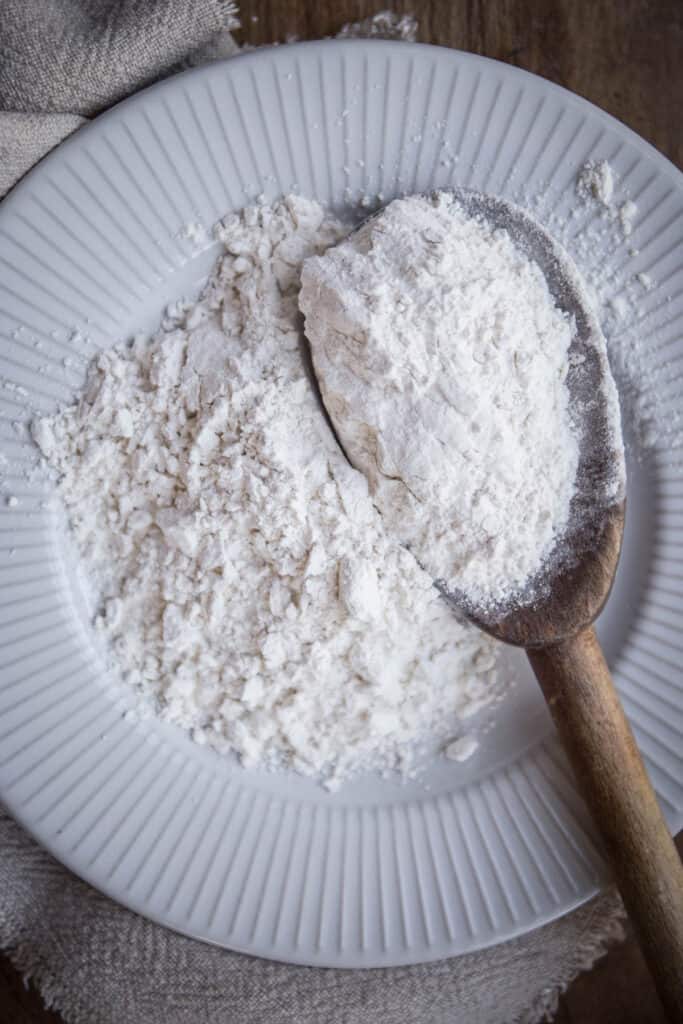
[0, 41, 682, 967]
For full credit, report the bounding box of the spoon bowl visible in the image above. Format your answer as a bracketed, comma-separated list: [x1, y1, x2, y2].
[430, 188, 626, 648]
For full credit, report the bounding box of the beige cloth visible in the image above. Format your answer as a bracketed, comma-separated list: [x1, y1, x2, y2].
[0, 0, 236, 195]
[0, 811, 625, 1024]
[0, 3, 626, 1021]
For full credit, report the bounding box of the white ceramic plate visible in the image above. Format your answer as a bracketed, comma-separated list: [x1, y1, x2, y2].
[0, 41, 682, 967]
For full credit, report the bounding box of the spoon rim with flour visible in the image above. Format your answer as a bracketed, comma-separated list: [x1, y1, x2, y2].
[300, 186, 626, 645]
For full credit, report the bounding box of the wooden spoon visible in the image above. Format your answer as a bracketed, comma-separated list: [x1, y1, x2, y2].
[441, 192, 683, 1020]
[310, 190, 683, 1018]
[472, 499, 683, 1021]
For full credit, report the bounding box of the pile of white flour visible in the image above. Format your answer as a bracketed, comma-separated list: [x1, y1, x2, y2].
[300, 193, 581, 609]
[33, 196, 498, 788]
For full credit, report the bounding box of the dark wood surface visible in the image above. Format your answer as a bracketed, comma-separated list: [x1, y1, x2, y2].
[1, 1, 681, 1021]
[245, 0, 683, 169]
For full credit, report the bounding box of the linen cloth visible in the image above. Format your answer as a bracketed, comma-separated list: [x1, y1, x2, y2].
[0, 2, 625, 1021]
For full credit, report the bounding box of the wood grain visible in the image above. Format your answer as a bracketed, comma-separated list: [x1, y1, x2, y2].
[237, 0, 683, 169]
[1, 1, 681, 1021]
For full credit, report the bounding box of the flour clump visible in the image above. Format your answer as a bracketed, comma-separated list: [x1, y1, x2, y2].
[33, 196, 498, 788]
[300, 193, 581, 609]
[576, 159, 614, 206]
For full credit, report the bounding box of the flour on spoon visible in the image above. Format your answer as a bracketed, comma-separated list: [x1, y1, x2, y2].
[300, 192, 583, 610]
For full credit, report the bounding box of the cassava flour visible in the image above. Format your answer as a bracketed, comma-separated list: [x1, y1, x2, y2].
[300, 193, 582, 608]
[33, 196, 499, 789]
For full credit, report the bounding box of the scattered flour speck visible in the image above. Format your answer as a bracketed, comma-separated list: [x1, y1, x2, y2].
[445, 735, 479, 762]
[576, 159, 614, 205]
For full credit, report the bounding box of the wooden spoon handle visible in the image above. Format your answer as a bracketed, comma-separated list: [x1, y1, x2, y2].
[527, 625, 683, 1021]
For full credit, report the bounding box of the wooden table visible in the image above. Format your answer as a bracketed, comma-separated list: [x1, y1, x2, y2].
[1, 1, 681, 1021]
